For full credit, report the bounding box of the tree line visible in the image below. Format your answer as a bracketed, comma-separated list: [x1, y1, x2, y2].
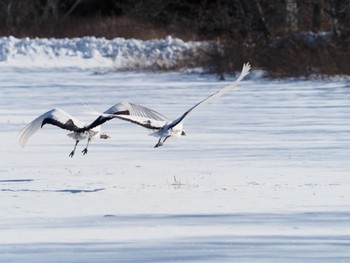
[0, 0, 349, 77]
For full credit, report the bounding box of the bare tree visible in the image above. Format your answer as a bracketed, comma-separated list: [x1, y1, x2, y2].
[63, 0, 84, 19]
[41, 0, 59, 21]
[312, 0, 322, 32]
[286, 0, 298, 31]
[331, 0, 350, 38]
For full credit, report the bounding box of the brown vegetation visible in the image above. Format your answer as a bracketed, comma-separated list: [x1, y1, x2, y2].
[0, 0, 349, 78]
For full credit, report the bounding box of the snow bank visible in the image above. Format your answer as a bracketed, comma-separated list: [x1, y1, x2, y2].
[0, 36, 208, 69]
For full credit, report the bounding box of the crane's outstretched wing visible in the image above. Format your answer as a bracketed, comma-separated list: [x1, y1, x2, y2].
[168, 62, 251, 129]
[18, 108, 84, 147]
[84, 102, 169, 131]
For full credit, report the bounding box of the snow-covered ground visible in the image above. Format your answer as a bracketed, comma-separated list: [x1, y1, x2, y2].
[1, 37, 350, 262]
[0, 36, 207, 69]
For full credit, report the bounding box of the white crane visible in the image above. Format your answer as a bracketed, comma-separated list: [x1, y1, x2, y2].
[18, 108, 112, 157]
[85, 62, 251, 148]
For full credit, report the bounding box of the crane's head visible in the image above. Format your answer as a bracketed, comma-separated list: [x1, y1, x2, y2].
[172, 123, 186, 137]
[100, 132, 111, 139]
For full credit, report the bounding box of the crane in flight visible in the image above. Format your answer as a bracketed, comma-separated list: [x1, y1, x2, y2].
[18, 108, 126, 157]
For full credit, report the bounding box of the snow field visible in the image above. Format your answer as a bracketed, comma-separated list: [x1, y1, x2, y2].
[0, 37, 350, 261]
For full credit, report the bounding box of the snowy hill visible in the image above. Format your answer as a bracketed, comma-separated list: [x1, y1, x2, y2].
[0, 36, 208, 69]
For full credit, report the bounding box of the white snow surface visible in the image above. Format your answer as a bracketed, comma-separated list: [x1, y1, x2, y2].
[1, 37, 350, 262]
[0, 36, 207, 69]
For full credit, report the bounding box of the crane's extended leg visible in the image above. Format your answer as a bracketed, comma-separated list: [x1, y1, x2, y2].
[82, 138, 91, 155]
[162, 135, 171, 144]
[154, 136, 171, 148]
[69, 140, 79, 158]
[154, 138, 163, 148]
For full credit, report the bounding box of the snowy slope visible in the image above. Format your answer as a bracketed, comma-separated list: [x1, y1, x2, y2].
[0, 36, 207, 69]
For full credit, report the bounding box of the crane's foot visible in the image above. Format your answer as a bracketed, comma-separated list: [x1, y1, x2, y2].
[69, 150, 75, 158]
[154, 142, 163, 148]
[82, 148, 88, 155]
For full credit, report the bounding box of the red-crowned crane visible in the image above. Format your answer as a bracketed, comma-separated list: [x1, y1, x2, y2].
[18, 106, 128, 157]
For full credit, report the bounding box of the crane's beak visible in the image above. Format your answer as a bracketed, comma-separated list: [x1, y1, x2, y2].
[100, 133, 111, 139]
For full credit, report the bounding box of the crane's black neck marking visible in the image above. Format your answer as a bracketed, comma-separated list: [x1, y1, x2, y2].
[82, 110, 131, 131]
